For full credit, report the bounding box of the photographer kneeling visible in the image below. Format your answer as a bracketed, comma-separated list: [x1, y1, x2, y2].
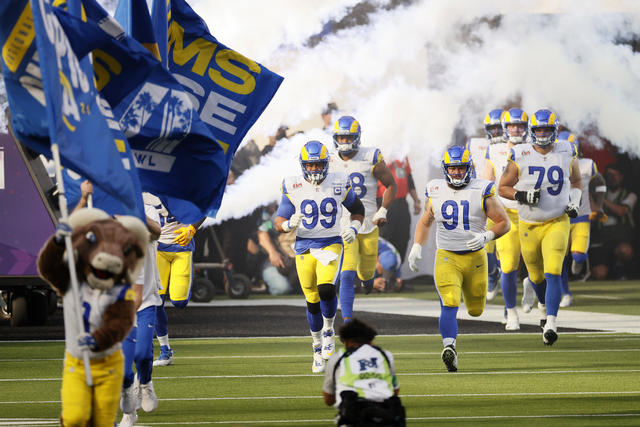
[322, 318, 405, 427]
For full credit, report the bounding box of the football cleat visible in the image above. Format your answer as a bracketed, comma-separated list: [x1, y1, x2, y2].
[321, 328, 336, 360]
[559, 294, 573, 308]
[543, 327, 558, 346]
[505, 309, 520, 331]
[118, 410, 138, 427]
[120, 381, 138, 414]
[521, 277, 536, 313]
[153, 345, 174, 367]
[441, 345, 458, 372]
[312, 344, 326, 373]
[140, 380, 158, 412]
[538, 302, 547, 330]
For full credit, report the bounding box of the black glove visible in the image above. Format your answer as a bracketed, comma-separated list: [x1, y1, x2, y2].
[514, 188, 541, 206]
[565, 203, 579, 218]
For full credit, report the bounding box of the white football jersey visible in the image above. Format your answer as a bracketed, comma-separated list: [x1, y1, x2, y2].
[577, 158, 597, 217]
[466, 137, 489, 178]
[486, 142, 519, 210]
[511, 140, 577, 223]
[282, 171, 353, 248]
[63, 282, 133, 359]
[426, 178, 496, 252]
[330, 146, 384, 234]
[137, 204, 163, 312]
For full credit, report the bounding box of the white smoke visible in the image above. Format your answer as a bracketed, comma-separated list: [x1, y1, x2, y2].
[198, 0, 640, 222]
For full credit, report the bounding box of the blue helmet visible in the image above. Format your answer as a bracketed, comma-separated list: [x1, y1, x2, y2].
[332, 116, 361, 154]
[529, 109, 559, 147]
[442, 145, 474, 187]
[501, 108, 529, 144]
[300, 140, 330, 184]
[484, 109, 505, 143]
[557, 130, 581, 157]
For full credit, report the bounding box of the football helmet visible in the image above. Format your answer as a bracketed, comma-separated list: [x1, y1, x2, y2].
[501, 108, 529, 144]
[529, 109, 558, 147]
[442, 145, 474, 187]
[484, 109, 505, 143]
[300, 140, 330, 184]
[557, 130, 581, 156]
[332, 116, 361, 154]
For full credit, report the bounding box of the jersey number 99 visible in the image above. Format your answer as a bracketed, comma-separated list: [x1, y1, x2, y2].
[301, 198, 338, 229]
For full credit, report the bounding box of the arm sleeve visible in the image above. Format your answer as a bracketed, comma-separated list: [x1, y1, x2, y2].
[344, 196, 365, 216]
[408, 174, 415, 191]
[275, 194, 295, 219]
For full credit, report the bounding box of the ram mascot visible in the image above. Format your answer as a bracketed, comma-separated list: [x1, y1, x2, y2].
[37, 207, 149, 427]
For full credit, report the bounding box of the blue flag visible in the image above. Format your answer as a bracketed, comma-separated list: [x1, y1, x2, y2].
[54, 0, 229, 224]
[0, 0, 145, 221]
[114, 0, 161, 62]
[150, 0, 169, 68]
[167, 0, 283, 216]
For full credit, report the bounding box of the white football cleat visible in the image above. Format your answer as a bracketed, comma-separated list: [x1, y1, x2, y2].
[441, 345, 458, 372]
[505, 309, 520, 331]
[521, 278, 536, 313]
[120, 382, 138, 415]
[139, 380, 158, 412]
[153, 345, 174, 367]
[312, 345, 325, 373]
[321, 328, 335, 360]
[559, 294, 573, 308]
[543, 325, 558, 346]
[118, 411, 138, 427]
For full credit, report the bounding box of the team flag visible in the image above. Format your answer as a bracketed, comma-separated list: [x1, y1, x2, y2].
[0, 0, 145, 220]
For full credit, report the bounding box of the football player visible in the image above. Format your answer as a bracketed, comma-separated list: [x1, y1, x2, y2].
[471, 109, 505, 305]
[144, 193, 205, 367]
[330, 116, 397, 323]
[275, 141, 364, 373]
[408, 146, 510, 372]
[498, 109, 582, 345]
[557, 132, 606, 306]
[481, 108, 530, 329]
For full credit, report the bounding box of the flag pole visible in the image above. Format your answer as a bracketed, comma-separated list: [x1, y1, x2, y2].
[51, 144, 93, 386]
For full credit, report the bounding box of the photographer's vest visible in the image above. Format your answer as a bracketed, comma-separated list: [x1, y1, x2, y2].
[332, 344, 397, 403]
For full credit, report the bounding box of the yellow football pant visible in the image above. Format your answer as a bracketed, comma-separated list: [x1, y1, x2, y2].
[569, 221, 590, 255]
[341, 228, 379, 281]
[157, 250, 193, 302]
[296, 243, 343, 303]
[495, 209, 522, 274]
[61, 350, 124, 427]
[434, 248, 488, 317]
[519, 215, 570, 284]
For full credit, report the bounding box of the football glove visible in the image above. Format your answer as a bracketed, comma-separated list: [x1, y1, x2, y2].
[340, 223, 358, 244]
[173, 224, 196, 246]
[565, 203, 579, 218]
[281, 212, 304, 232]
[54, 221, 72, 245]
[372, 207, 388, 225]
[408, 243, 422, 272]
[466, 230, 495, 251]
[77, 333, 97, 351]
[514, 188, 541, 206]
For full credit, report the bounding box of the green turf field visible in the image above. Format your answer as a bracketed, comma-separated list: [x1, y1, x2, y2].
[1, 331, 639, 426]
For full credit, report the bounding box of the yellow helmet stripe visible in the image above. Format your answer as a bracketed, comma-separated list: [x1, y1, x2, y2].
[349, 120, 360, 133]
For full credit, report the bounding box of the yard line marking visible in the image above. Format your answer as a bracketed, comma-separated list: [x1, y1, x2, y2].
[0, 420, 58, 426]
[3, 368, 640, 382]
[2, 391, 640, 405]
[579, 295, 622, 300]
[1, 347, 639, 363]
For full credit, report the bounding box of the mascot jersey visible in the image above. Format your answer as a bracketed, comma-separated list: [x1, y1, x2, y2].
[330, 146, 384, 234]
[63, 283, 135, 359]
[279, 171, 356, 255]
[426, 178, 496, 252]
[511, 140, 576, 223]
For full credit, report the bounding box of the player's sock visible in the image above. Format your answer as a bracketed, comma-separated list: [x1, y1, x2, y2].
[529, 278, 546, 304]
[306, 308, 323, 333]
[544, 273, 562, 316]
[322, 315, 335, 331]
[310, 329, 322, 347]
[122, 327, 137, 388]
[339, 270, 356, 319]
[157, 335, 169, 348]
[561, 256, 570, 295]
[501, 271, 518, 309]
[155, 304, 168, 339]
[439, 305, 459, 341]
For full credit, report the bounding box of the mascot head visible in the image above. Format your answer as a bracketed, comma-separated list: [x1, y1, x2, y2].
[67, 208, 149, 290]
